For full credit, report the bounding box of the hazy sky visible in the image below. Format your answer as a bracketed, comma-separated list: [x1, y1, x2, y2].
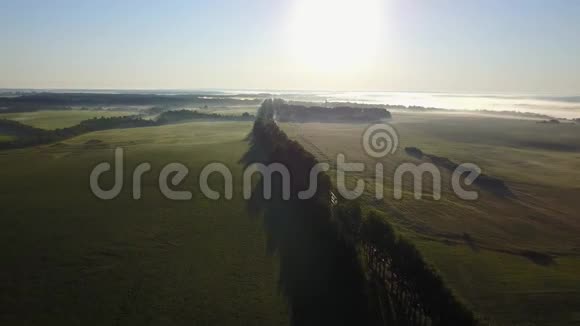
[1, 0, 579, 94]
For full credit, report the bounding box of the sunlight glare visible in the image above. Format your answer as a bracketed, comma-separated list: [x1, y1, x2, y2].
[288, 0, 383, 73]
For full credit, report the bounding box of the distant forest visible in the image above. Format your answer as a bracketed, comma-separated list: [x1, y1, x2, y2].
[288, 100, 559, 120]
[0, 93, 263, 112]
[274, 103, 391, 122]
[156, 110, 254, 123]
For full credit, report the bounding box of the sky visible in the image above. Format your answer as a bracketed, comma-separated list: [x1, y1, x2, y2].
[1, 0, 579, 94]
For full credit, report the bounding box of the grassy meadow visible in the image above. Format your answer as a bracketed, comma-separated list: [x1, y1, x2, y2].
[0, 120, 289, 325]
[2, 107, 579, 325]
[282, 112, 580, 325]
[0, 109, 138, 129]
[0, 134, 16, 142]
[203, 106, 259, 116]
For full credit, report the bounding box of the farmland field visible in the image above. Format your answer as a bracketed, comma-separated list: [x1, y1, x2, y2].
[2, 104, 579, 325]
[0, 109, 138, 129]
[3, 0, 579, 323]
[281, 112, 580, 325]
[203, 106, 260, 116]
[0, 121, 289, 325]
[0, 134, 15, 142]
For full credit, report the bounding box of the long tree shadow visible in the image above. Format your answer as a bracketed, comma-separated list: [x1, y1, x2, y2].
[240, 141, 376, 325]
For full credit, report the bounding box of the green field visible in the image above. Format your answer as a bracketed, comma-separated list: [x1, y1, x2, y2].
[0, 134, 15, 142]
[282, 112, 580, 325]
[0, 121, 288, 325]
[3, 108, 579, 325]
[204, 106, 259, 116]
[0, 109, 138, 129]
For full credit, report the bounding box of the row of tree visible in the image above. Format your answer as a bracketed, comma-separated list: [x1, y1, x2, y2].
[273, 102, 391, 123]
[245, 99, 376, 325]
[0, 110, 255, 150]
[0, 92, 262, 111]
[405, 146, 512, 197]
[252, 99, 480, 325]
[335, 204, 480, 325]
[156, 109, 254, 124]
[0, 116, 158, 149]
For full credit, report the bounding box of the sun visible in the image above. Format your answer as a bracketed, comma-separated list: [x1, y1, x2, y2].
[287, 0, 383, 74]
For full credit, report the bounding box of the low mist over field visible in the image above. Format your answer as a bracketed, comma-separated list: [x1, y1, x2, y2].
[3, 89, 579, 119]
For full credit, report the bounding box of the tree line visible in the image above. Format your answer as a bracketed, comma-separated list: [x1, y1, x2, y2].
[405, 146, 512, 197]
[249, 99, 480, 325]
[244, 99, 379, 325]
[0, 93, 262, 112]
[0, 110, 254, 150]
[273, 102, 391, 123]
[0, 116, 157, 149]
[335, 204, 480, 325]
[156, 109, 254, 124]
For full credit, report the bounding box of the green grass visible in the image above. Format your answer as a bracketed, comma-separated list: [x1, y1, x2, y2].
[0, 121, 288, 325]
[281, 112, 580, 325]
[204, 106, 259, 116]
[414, 240, 580, 325]
[0, 109, 138, 129]
[0, 134, 15, 142]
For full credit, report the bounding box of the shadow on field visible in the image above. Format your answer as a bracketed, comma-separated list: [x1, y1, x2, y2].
[240, 145, 377, 325]
[245, 181, 372, 326]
